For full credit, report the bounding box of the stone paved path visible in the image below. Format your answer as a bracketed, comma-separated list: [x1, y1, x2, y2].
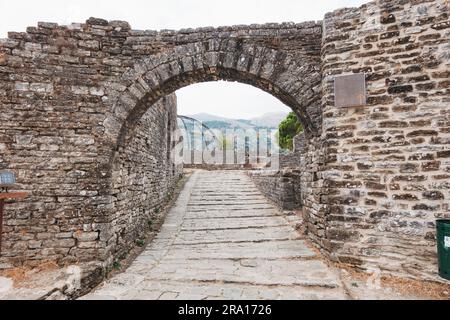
[81, 170, 348, 300]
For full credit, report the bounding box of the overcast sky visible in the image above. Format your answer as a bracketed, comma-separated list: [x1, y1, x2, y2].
[0, 0, 367, 119]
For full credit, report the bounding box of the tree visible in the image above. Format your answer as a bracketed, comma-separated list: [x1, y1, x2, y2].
[278, 112, 303, 151]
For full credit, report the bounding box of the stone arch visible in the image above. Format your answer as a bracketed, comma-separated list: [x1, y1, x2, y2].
[0, 19, 325, 271]
[102, 39, 322, 161]
[99, 39, 323, 261]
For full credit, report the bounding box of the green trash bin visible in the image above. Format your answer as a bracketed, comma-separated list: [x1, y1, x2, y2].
[437, 219, 450, 281]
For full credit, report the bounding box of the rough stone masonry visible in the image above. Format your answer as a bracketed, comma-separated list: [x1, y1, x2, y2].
[0, 0, 449, 283]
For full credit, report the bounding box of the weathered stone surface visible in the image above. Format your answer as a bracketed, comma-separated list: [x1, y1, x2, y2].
[0, 0, 448, 284]
[81, 170, 348, 300]
[0, 19, 322, 271]
[248, 169, 301, 210]
[321, 0, 449, 281]
[0, 91, 180, 267]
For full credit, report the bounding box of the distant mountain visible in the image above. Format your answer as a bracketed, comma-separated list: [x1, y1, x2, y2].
[186, 112, 288, 130]
[187, 113, 253, 130]
[179, 112, 288, 151]
[249, 112, 288, 128]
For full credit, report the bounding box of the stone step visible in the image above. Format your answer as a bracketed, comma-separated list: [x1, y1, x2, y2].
[141, 258, 342, 288]
[183, 210, 282, 219]
[81, 279, 347, 300]
[188, 200, 272, 206]
[173, 225, 301, 245]
[180, 216, 289, 231]
[140, 239, 317, 260]
[187, 204, 275, 210]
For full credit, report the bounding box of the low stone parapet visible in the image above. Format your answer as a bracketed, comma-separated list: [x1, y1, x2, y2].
[247, 169, 302, 210]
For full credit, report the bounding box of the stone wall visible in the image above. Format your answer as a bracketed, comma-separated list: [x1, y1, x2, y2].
[319, 0, 450, 280]
[0, 85, 180, 268]
[248, 169, 301, 210]
[0, 19, 323, 268]
[107, 94, 181, 261]
[0, 0, 448, 282]
[249, 133, 306, 210]
[278, 153, 300, 169]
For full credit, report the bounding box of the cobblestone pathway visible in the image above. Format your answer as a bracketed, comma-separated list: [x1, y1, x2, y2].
[82, 170, 348, 300]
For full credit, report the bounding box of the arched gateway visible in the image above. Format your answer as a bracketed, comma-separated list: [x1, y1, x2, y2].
[0, 18, 323, 268]
[0, 0, 449, 284]
[104, 21, 322, 147]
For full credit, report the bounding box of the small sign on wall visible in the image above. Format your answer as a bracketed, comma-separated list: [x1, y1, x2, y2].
[445, 236, 450, 248]
[334, 73, 367, 108]
[0, 171, 16, 188]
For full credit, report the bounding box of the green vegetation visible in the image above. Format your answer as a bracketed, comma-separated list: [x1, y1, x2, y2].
[119, 253, 127, 260]
[113, 261, 122, 270]
[136, 239, 145, 247]
[277, 112, 303, 150]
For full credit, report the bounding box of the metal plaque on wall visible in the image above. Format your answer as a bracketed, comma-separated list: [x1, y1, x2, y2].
[0, 171, 16, 188]
[334, 73, 366, 108]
